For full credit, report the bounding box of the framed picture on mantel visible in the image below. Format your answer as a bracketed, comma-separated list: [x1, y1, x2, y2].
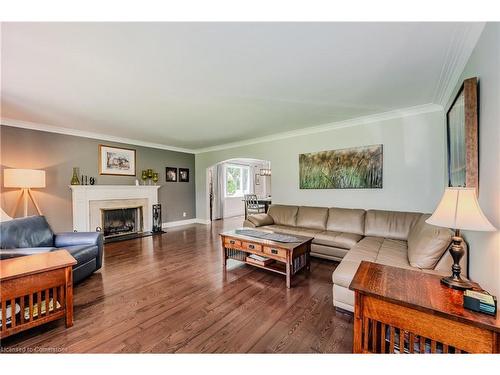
[446, 77, 479, 191]
[99, 145, 136, 176]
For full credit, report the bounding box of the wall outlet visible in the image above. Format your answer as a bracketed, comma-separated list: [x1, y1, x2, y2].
[183, 212, 187, 217]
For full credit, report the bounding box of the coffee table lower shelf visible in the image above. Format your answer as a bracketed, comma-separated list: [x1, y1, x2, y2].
[231, 257, 287, 276]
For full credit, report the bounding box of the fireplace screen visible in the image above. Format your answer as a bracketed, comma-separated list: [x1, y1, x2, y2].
[101, 207, 143, 238]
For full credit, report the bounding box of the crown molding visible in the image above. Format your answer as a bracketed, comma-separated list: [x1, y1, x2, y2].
[0, 118, 196, 154]
[433, 23, 485, 107]
[2, 103, 443, 155]
[193, 103, 443, 154]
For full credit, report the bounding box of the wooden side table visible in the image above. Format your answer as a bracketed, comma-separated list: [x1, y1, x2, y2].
[0, 250, 77, 339]
[349, 261, 500, 354]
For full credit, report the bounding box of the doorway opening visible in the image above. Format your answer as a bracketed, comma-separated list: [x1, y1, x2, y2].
[206, 158, 271, 221]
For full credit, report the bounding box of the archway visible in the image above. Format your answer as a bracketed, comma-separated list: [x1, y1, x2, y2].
[206, 158, 271, 221]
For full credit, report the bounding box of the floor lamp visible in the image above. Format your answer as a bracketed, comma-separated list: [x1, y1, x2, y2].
[4, 168, 46, 217]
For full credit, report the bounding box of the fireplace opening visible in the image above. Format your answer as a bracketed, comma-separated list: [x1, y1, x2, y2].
[101, 207, 143, 238]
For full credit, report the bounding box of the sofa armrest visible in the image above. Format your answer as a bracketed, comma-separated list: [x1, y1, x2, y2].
[55, 232, 100, 247]
[55, 232, 104, 269]
[243, 220, 256, 228]
[247, 214, 274, 227]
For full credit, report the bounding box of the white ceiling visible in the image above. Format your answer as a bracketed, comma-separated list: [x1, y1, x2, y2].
[1, 22, 484, 152]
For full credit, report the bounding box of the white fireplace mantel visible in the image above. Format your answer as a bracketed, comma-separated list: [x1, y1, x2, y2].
[70, 185, 160, 232]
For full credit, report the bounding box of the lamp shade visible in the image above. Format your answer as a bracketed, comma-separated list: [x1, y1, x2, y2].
[426, 187, 496, 231]
[3, 169, 46, 188]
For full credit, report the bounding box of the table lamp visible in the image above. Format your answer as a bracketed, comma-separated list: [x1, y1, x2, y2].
[426, 187, 496, 290]
[3, 168, 46, 217]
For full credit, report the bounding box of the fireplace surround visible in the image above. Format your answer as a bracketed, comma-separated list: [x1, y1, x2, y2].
[70, 185, 160, 234]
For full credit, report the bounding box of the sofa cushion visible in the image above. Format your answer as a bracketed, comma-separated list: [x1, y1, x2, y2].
[327, 207, 366, 235]
[364, 210, 422, 241]
[344, 236, 382, 262]
[296, 206, 328, 230]
[313, 230, 362, 250]
[332, 237, 383, 288]
[407, 214, 452, 269]
[247, 213, 274, 227]
[375, 238, 412, 269]
[311, 244, 349, 260]
[0, 215, 54, 249]
[263, 225, 321, 238]
[267, 205, 298, 227]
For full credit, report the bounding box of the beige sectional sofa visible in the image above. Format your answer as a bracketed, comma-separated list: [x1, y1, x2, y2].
[243, 204, 466, 312]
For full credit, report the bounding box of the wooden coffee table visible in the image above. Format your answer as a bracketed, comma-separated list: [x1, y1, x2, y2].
[0, 250, 77, 339]
[220, 229, 313, 288]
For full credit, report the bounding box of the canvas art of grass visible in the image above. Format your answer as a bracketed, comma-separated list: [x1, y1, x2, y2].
[299, 145, 383, 189]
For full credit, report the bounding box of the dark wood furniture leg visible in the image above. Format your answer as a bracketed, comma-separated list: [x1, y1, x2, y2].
[221, 241, 227, 269]
[353, 292, 363, 353]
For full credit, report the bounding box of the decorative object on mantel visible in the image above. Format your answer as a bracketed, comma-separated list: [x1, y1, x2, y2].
[152, 172, 159, 184]
[71, 167, 80, 185]
[426, 187, 496, 290]
[99, 144, 136, 176]
[299, 144, 383, 189]
[179, 168, 189, 182]
[166, 167, 178, 182]
[259, 168, 271, 176]
[140, 169, 159, 185]
[152, 204, 162, 232]
[4, 168, 46, 217]
[141, 170, 148, 184]
[447, 77, 478, 190]
[89, 177, 95, 185]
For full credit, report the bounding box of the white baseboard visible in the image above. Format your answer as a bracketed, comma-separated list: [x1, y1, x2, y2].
[162, 218, 210, 228]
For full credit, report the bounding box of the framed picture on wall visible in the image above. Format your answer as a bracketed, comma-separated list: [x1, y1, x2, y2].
[98, 145, 136, 176]
[299, 144, 383, 189]
[166, 167, 178, 182]
[446, 77, 478, 190]
[179, 168, 189, 182]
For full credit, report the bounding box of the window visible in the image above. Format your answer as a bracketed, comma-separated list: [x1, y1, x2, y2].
[225, 164, 250, 197]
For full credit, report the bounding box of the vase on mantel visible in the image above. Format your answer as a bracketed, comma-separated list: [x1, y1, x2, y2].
[71, 167, 80, 185]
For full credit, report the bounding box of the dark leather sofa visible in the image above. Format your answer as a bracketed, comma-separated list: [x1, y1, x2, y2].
[0, 216, 103, 283]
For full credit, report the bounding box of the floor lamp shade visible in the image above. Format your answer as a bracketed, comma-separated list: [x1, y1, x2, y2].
[4, 169, 46, 188]
[3, 169, 46, 217]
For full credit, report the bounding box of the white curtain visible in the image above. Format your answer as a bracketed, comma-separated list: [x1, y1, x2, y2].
[212, 164, 225, 220]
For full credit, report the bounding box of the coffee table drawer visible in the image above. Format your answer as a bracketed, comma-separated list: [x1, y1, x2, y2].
[241, 242, 262, 252]
[225, 238, 242, 248]
[263, 246, 287, 259]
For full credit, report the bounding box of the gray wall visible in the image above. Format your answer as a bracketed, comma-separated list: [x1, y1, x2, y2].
[445, 23, 499, 296]
[0, 125, 196, 232]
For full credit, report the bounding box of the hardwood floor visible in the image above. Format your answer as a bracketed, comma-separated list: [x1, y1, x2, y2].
[0, 217, 353, 353]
